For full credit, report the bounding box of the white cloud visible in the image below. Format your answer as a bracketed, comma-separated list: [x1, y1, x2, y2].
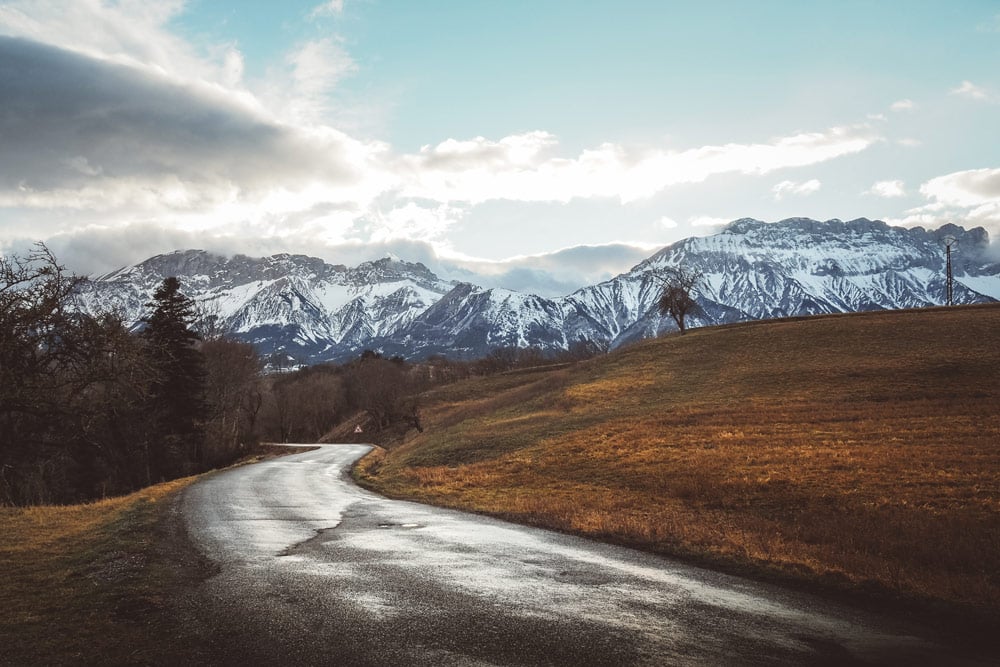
[772, 179, 821, 200]
[921, 168, 1000, 207]
[415, 132, 558, 170]
[278, 38, 357, 124]
[400, 125, 877, 205]
[868, 180, 906, 198]
[369, 202, 464, 243]
[890, 99, 915, 112]
[887, 167, 1000, 236]
[897, 138, 922, 148]
[0, 38, 384, 209]
[309, 1, 345, 19]
[658, 216, 679, 229]
[689, 216, 730, 228]
[950, 80, 991, 101]
[221, 46, 245, 87]
[0, 0, 231, 86]
[0, 34, 397, 237]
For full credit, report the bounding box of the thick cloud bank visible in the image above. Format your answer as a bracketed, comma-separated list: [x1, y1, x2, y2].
[0, 36, 369, 212]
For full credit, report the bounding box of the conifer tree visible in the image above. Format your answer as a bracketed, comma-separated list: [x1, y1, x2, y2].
[142, 277, 206, 477]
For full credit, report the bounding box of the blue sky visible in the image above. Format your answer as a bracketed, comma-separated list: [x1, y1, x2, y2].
[1, 1, 998, 294]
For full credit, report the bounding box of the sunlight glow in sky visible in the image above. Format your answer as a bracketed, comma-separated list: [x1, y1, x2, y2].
[1, 1, 998, 294]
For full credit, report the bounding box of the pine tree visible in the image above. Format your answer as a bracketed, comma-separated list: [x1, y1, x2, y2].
[142, 277, 206, 478]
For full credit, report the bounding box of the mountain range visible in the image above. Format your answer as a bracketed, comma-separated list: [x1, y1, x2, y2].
[74, 217, 1000, 363]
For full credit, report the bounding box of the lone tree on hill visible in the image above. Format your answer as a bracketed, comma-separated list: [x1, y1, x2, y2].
[656, 266, 703, 335]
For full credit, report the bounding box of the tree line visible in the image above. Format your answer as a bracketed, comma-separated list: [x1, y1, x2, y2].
[1, 245, 611, 505]
[0, 246, 262, 505]
[257, 341, 608, 444]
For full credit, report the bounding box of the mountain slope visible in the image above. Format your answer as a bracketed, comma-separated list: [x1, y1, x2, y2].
[74, 251, 457, 361]
[375, 283, 572, 359]
[566, 217, 998, 347]
[74, 218, 1000, 362]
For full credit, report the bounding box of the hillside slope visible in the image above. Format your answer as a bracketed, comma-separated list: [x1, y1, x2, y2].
[356, 304, 1000, 622]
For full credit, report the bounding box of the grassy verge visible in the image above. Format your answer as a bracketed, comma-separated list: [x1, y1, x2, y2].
[0, 443, 323, 666]
[0, 478, 216, 666]
[356, 305, 1000, 629]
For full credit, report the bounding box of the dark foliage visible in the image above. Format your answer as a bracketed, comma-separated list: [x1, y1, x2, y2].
[1, 243, 611, 503]
[142, 277, 207, 477]
[255, 340, 609, 444]
[201, 337, 263, 465]
[0, 247, 263, 505]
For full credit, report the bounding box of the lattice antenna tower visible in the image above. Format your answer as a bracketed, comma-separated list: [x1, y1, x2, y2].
[942, 235, 957, 306]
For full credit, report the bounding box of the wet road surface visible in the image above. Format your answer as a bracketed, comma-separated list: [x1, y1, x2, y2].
[181, 444, 984, 665]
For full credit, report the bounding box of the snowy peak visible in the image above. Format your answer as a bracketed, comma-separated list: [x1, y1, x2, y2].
[348, 256, 441, 288]
[374, 282, 571, 359]
[641, 218, 993, 277]
[97, 250, 341, 291]
[576, 218, 999, 348]
[75, 250, 458, 361]
[73, 218, 1000, 363]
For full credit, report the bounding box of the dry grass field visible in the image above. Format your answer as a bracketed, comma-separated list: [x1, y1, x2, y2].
[0, 445, 317, 664]
[356, 304, 1000, 622]
[0, 477, 208, 665]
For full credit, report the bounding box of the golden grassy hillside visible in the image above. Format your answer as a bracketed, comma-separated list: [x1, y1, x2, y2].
[356, 304, 1000, 619]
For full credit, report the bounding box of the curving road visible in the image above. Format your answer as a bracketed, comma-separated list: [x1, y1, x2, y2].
[181, 444, 982, 666]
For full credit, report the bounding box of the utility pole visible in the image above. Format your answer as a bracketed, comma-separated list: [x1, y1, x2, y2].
[943, 236, 956, 306]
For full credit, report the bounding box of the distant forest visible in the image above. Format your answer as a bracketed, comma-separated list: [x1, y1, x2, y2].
[0, 245, 604, 505]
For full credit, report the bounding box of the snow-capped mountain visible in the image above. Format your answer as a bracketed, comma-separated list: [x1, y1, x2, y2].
[375, 283, 572, 360]
[567, 217, 1000, 347]
[74, 252, 457, 361]
[75, 218, 1000, 363]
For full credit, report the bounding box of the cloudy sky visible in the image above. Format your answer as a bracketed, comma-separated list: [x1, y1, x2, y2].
[1, 1, 999, 295]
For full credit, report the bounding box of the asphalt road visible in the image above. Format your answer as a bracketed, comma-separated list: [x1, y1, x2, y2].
[181, 444, 984, 666]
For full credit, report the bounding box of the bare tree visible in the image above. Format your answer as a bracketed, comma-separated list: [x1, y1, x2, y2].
[1, 245, 159, 502]
[202, 338, 262, 463]
[656, 266, 703, 334]
[1, 244, 85, 502]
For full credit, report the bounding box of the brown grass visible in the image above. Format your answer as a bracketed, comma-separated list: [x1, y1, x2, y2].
[356, 305, 1000, 621]
[0, 477, 207, 666]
